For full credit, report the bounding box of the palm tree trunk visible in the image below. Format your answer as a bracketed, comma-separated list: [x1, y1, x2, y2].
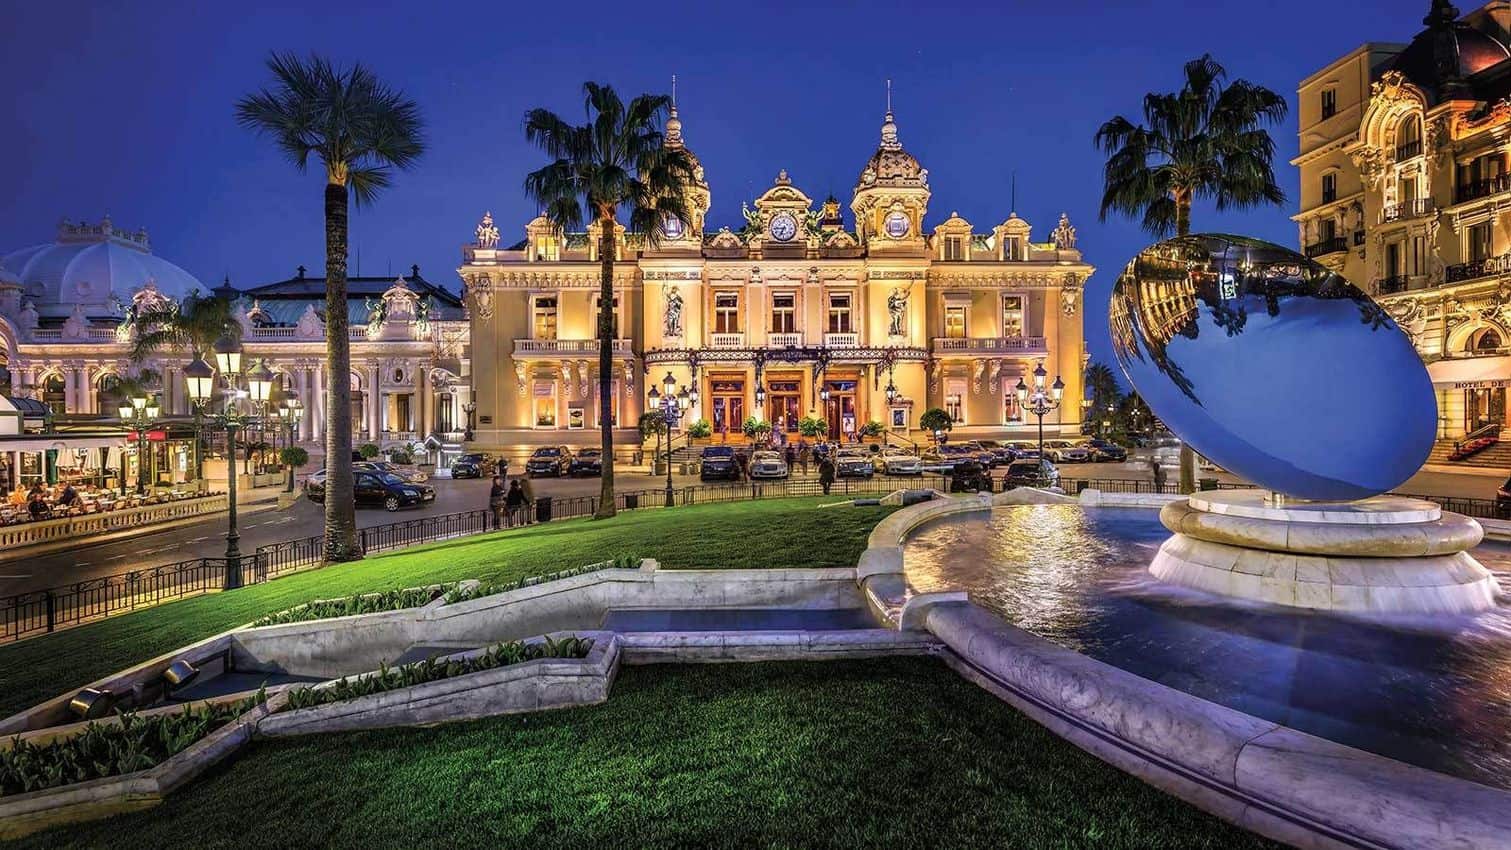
[1174, 189, 1198, 494]
[324, 180, 361, 559]
[595, 220, 617, 519]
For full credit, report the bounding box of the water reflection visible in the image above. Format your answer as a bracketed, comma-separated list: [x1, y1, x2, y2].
[906, 506, 1511, 790]
[1108, 234, 1435, 500]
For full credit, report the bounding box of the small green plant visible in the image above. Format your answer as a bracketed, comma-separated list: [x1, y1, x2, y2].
[387, 441, 418, 464]
[741, 416, 772, 440]
[358, 443, 380, 460]
[686, 419, 712, 439]
[280, 446, 310, 469]
[284, 637, 594, 711]
[441, 558, 634, 605]
[638, 411, 664, 440]
[798, 416, 827, 438]
[859, 420, 885, 438]
[251, 585, 447, 627]
[919, 407, 953, 438]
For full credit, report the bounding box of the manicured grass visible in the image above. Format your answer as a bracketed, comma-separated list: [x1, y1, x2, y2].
[0, 498, 891, 720]
[12, 659, 1277, 850]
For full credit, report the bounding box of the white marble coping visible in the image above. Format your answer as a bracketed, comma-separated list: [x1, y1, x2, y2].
[1188, 491, 1441, 525]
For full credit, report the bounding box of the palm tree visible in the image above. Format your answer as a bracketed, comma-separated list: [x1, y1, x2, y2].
[237, 53, 424, 560]
[523, 82, 697, 519]
[1094, 54, 1286, 490]
[129, 292, 240, 363]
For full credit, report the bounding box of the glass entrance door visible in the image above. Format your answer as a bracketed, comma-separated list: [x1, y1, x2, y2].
[1466, 387, 1506, 432]
[823, 380, 858, 440]
[766, 380, 800, 435]
[710, 379, 745, 442]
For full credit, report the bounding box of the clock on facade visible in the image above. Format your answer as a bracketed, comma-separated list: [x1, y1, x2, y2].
[769, 212, 798, 242]
[661, 215, 684, 239]
[884, 211, 910, 239]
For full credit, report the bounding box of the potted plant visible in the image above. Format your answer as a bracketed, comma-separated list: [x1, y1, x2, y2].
[358, 443, 381, 461]
[919, 407, 953, 444]
[686, 418, 713, 445]
[741, 416, 772, 445]
[798, 415, 828, 439]
[279, 446, 309, 493]
[858, 420, 885, 444]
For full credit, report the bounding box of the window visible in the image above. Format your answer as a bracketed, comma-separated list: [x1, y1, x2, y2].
[944, 305, 967, 339]
[1472, 327, 1504, 352]
[1459, 153, 1507, 198]
[771, 293, 796, 333]
[944, 236, 964, 261]
[1385, 242, 1401, 278]
[1001, 295, 1024, 338]
[436, 393, 454, 433]
[533, 235, 559, 262]
[714, 293, 740, 333]
[1397, 116, 1422, 160]
[1318, 217, 1337, 242]
[1321, 88, 1337, 119]
[595, 295, 619, 338]
[1003, 390, 1022, 424]
[43, 375, 66, 415]
[827, 293, 853, 334]
[533, 380, 557, 428]
[533, 296, 558, 339]
[1321, 172, 1337, 204]
[945, 380, 966, 425]
[96, 373, 121, 414]
[1409, 235, 1425, 276]
[1005, 235, 1023, 261]
[1400, 175, 1417, 203]
[1469, 221, 1493, 263]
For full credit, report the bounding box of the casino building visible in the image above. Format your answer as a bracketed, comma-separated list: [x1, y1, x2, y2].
[1294, 0, 1511, 445]
[460, 102, 1093, 457]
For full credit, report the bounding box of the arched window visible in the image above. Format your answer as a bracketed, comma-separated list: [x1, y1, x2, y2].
[96, 373, 121, 413]
[42, 375, 66, 415]
[1471, 327, 1503, 352]
[1397, 115, 1423, 160]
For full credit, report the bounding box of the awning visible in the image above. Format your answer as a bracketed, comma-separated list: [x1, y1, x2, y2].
[0, 435, 127, 453]
[1427, 356, 1511, 389]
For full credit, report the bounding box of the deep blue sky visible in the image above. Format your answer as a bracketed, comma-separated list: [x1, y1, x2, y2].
[2, 0, 1431, 372]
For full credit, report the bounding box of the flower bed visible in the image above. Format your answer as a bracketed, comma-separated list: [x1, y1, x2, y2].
[284, 638, 595, 711]
[0, 691, 266, 798]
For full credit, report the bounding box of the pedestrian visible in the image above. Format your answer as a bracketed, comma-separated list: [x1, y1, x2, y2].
[488, 475, 507, 529]
[1150, 456, 1166, 491]
[505, 479, 526, 526]
[518, 474, 535, 524]
[799, 442, 811, 476]
[735, 449, 749, 482]
[785, 442, 797, 470]
[818, 454, 836, 495]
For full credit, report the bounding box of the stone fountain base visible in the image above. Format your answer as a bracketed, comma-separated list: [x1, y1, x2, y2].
[1148, 491, 1499, 614]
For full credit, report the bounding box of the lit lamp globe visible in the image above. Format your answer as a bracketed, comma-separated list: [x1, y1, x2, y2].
[212, 335, 243, 379]
[246, 361, 275, 407]
[184, 357, 216, 407]
[1110, 233, 1496, 614]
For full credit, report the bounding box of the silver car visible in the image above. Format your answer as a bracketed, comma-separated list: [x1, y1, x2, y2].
[748, 450, 789, 479]
[877, 447, 923, 475]
[1044, 440, 1091, 463]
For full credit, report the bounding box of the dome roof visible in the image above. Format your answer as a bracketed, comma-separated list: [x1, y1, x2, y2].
[1389, 1, 1510, 101]
[2, 218, 205, 319]
[856, 110, 926, 190]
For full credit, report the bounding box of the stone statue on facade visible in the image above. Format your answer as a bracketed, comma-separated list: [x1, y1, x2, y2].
[887, 288, 909, 336]
[1052, 212, 1077, 249]
[475, 211, 500, 249]
[664, 286, 684, 337]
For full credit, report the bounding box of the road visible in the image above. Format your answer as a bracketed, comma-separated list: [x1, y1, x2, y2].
[5, 453, 1504, 597]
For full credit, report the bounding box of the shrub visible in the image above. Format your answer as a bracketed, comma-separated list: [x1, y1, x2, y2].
[284, 638, 594, 711]
[686, 419, 712, 439]
[442, 555, 638, 605]
[251, 586, 447, 627]
[919, 407, 953, 437]
[859, 420, 885, 437]
[358, 443, 380, 460]
[280, 446, 310, 470]
[741, 416, 772, 440]
[798, 416, 827, 438]
[0, 690, 266, 797]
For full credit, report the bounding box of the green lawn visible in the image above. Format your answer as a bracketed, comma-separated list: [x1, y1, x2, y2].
[0, 498, 892, 720]
[12, 659, 1277, 850]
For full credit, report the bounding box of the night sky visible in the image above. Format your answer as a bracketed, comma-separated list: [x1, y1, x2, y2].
[3, 0, 1432, 374]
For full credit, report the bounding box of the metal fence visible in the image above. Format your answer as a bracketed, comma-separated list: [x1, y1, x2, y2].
[0, 556, 259, 644]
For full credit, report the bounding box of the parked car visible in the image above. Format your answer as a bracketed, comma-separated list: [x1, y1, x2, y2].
[948, 459, 993, 492]
[835, 448, 876, 478]
[1043, 440, 1091, 463]
[308, 470, 434, 511]
[957, 441, 1003, 467]
[568, 449, 603, 477]
[876, 446, 923, 475]
[921, 444, 971, 472]
[974, 440, 1017, 466]
[359, 460, 428, 483]
[748, 450, 789, 479]
[1080, 439, 1127, 463]
[1008, 441, 1040, 460]
[450, 453, 498, 479]
[1003, 458, 1060, 489]
[699, 446, 740, 481]
[525, 446, 573, 478]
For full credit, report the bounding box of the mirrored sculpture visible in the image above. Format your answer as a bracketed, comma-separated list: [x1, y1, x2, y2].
[1109, 234, 1436, 501]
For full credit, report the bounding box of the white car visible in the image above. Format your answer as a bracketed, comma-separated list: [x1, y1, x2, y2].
[877, 447, 923, 475]
[1043, 440, 1091, 463]
[748, 450, 789, 479]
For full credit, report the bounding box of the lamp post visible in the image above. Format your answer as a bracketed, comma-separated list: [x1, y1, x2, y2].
[648, 371, 686, 508]
[184, 357, 215, 489]
[462, 400, 477, 442]
[1015, 363, 1064, 474]
[278, 389, 303, 492]
[119, 393, 160, 495]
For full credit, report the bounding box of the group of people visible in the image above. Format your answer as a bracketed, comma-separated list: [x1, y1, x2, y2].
[486, 475, 535, 529]
[6, 481, 87, 522]
[719, 440, 842, 495]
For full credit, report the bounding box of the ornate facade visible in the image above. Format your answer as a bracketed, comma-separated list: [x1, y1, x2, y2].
[1295, 0, 1511, 436]
[460, 103, 1092, 456]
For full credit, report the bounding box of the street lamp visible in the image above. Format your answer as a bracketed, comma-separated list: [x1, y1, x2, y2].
[1016, 362, 1064, 478]
[462, 400, 477, 442]
[120, 392, 159, 494]
[649, 374, 684, 508]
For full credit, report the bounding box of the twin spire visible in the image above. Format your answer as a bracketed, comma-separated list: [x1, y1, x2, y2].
[879, 79, 902, 151]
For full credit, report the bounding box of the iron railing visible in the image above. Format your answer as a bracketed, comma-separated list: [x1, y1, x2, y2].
[1455, 173, 1511, 204]
[1375, 274, 1411, 295]
[1304, 236, 1348, 258]
[1381, 198, 1435, 223]
[1446, 254, 1511, 283]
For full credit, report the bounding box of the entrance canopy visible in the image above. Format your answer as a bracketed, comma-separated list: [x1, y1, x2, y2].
[1426, 356, 1511, 389]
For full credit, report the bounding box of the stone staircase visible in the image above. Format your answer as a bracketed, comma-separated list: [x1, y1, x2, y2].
[1427, 429, 1511, 470]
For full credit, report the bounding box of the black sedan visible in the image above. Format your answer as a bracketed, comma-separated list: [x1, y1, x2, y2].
[450, 453, 496, 479]
[1082, 439, 1127, 462]
[700, 446, 740, 481]
[526, 446, 573, 478]
[308, 470, 434, 511]
[568, 449, 603, 477]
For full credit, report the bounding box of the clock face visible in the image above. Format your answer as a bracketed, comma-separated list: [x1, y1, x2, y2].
[884, 211, 910, 239]
[661, 215, 684, 239]
[770, 212, 798, 242]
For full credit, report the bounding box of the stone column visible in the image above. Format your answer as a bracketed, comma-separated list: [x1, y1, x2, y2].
[368, 362, 382, 442]
[62, 367, 77, 413]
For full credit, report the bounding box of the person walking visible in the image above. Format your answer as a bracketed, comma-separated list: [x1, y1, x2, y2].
[818, 453, 836, 496]
[1150, 456, 1167, 491]
[798, 441, 811, 477]
[518, 474, 536, 524]
[785, 442, 797, 471]
[505, 479, 526, 527]
[488, 475, 507, 530]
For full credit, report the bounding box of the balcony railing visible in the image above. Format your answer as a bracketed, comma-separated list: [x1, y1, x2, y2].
[823, 332, 859, 347]
[709, 332, 745, 349]
[1374, 274, 1410, 295]
[1396, 139, 1423, 161]
[767, 332, 802, 347]
[28, 327, 119, 342]
[1381, 198, 1436, 224]
[1446, 254, 1511, 283]
[1303, 236, 1348, 258]
[1455, 174, 1511, 204]
[931, 336, 1048, 355]
[512, 338, 634, 356]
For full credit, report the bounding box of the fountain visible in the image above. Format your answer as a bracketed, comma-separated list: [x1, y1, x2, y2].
[1110, 234, 1498, 614]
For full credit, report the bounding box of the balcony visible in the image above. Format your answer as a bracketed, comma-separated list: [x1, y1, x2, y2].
[1446, 255, 1511, 284]
[823, 332, 859, 348]
[1395, 139, 1423, 161]
[931, 336, 1048, 355]
[1381, 198, 1436, 224]
[1303, 236, 1348, 258]
[767, 332, 802, 347]
[512, 338, 634, 358]
[1374, 274, 1410, 295]
[709, 332, 745, 349]
[1455, 174, 1511, 204]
